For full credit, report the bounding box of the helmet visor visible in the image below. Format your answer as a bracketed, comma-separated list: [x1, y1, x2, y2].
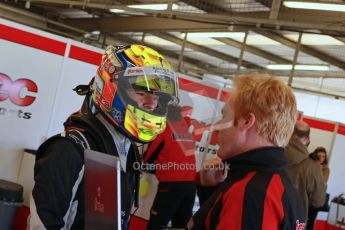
[123, 66, 178, 102]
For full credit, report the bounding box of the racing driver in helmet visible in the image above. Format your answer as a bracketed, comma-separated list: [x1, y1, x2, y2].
[29, 44, 179, 230]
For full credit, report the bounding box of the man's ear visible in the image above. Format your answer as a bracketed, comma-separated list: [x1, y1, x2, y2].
[238, 112, 256, 131]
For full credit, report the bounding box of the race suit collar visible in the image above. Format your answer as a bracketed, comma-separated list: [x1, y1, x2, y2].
[224, 147, 286, 173]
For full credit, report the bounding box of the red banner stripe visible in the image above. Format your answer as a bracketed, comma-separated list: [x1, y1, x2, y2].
[68, 45, 102, 66]
[303, 117, 336, 132]
[338, 124, 345, 135]
[0, 24, 66, 56]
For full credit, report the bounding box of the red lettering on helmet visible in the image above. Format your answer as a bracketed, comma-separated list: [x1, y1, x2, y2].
[0, 73, 38, 106]
[127, 68, 144, 74]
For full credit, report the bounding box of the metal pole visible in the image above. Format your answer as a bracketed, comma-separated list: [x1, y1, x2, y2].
[141, 32, 146, 43]
[167, 2, 173, 11]
[177, 32, 188, 72]
[236, 31, 248, 75]
[288, 32, 302, 86]
[82, 0, 88, 9]
[269, 0, 282, 19]
[102, 32, 107, 48]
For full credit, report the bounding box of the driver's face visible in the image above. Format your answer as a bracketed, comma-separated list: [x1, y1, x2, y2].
[127, 89, 159, 111]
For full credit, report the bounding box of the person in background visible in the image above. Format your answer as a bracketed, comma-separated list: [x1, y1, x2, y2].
[284, 121, 326, 226]
[307, 146, 330, 230]
[144, 104, 197, 230]
[191, 73, 305, 230]
[309, 146, 330, 183]
[29, 44, 179, 230]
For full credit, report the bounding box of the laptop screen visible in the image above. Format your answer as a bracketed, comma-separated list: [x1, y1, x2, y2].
[84, 149, 121, 230]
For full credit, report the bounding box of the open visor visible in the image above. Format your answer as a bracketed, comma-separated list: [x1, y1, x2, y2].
[121, 66, 178, 102]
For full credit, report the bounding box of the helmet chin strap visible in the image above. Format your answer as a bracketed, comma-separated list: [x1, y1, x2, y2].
[73, 77, 94, 96]
[88, 98, 99, 115]
[73, 77, 96, 115]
